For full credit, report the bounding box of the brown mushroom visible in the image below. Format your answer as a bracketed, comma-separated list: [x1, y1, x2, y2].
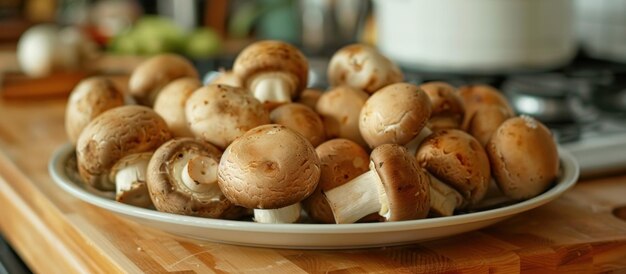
[419, 81, 465, 130]
[76, 105, 172, 190]
[302, 139, 381, 223]
[128, 53, 198, 106]
[297, 88, 323, 110]
[316, 85, 369, 148]
[487, 115, 559, 200]
[146, 138, 248, 219]
[269, 103, 326, 147]
[65, 77, 125, 145]
[458, 84, 515, 130]
[207, 70, 243, 87]
[359, 83, 432, 149]
[218, 124, 320, 223]
[233, 40, 308, 107]
[185, 84, 270, 149]
[109, 152, 154, 208]
[416, 129, 491, 206]
[323, 144, 430, 223]
[327, 44, 403, 94]
[153, 77, 201, 137]
[468, 105, 512, 147]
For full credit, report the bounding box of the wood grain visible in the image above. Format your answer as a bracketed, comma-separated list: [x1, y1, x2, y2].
[0, 96, 625, 273]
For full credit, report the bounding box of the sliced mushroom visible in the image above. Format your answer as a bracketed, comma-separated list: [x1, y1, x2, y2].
[218, 124, 321, 223]
[109, 152, 153, 208]
[153, 77, 201, 137]
[302, 139, 381, 224]
[146, 138, 248, 219]
[128, 53, 198, 106]
[458, 84, 515, 131]
[419, 81, 465, 130]
[327, 44, 403, 94]
[487, 116, 559, 200]
[323, 144, 430, 224]
[416, 129, 491, 207]
[185, 84, 270, 149]
[65, 77, 125, 145]
[297, 88, 323, 110]
[316, 85, 369, 148]
[359, 83, 432, 149]
[468, 104, 512, 147]
[270, 103, 326, 147]
[233, 40, 308, 107]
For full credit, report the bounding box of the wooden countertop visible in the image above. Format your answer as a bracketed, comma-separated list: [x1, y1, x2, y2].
[0, 84, 626, 273]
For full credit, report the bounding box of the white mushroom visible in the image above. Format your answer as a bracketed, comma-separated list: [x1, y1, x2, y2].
[110, 152, 153, 208]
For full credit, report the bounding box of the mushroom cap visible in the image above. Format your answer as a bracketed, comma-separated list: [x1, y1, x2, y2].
[147, 138, 247, 219]
[468, 104, 512, 147]
[218, 124, 321, 209]
[359, 83, 432, 148]
[371, 144, 430, 221]
[458, 84, 515, 130]
[185, 84, 270, 149]
[270, 103, 326, 147]
[303, 139, 372, 223]
[416, 129, 491, 206]
[128, 53, 198, 106]
[487, 116, 559, 200]
[153, 77, 201, 137]
[208, 70, 243, 87]
[233, 40, 308, 95]
[297, 88, 323, 110]
[76, 105, 172, 190]
[65, 77, 125, 145]
[419, 81, 465, 130]
[316, 85, 369, 148]
[327, 44, 403, 94]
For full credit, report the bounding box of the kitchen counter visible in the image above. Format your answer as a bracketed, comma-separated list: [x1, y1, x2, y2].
[0, 85, 626, 273]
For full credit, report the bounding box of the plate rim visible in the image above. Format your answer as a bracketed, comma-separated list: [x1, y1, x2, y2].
[48, 143, 579, 235]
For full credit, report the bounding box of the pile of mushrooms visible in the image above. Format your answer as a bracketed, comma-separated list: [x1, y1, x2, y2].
[64, 40, 561, 224]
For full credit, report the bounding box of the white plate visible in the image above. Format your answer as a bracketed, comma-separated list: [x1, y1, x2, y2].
[48, 144, 579, 249]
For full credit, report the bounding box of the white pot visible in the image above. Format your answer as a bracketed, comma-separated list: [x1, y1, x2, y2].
[575, 0, 626, 63]
[374, 0, 577, 73]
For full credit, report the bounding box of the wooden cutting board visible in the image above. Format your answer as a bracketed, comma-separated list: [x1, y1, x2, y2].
[0, 96, 625, 273]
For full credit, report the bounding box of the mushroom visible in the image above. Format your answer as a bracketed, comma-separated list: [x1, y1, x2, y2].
[233, 40, 308, 108]
[297, 88, 323, 110]
[487, 115, 559, 200]
[419, 81, 465, 130]
[153, 77, 201, 137]
[128, 53, 198, 106]
[359, 82, 432, 149]
[146, 138, 248, 219]
[458, 84, 515, 130]
[185, 84, 270, 149]
[327, 44, 403, 94]
[316, 85, 369, 148]
[218, 124, 320, 223]
[109, 152, 153, 208]
[302, 139, 381, 223]
[269, 103, 326, 147]
[416, 129, 491, 207]
[323, 144, 430, 224]
[467, 105, 512, 147]
[207, 70, 243, 87]
[76, 105, 172, 190]
[65, 76, 125, 145]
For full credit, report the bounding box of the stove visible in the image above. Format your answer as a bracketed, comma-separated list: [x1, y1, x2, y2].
[195, 55, 626, 178]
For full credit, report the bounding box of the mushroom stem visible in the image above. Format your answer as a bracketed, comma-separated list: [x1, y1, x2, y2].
[428, 174, 464, 217]
[249, 72, 296, 105]
[324, 162, 386, 224]
[405, 127, 433, 156]
[181, 155, 219, 193]
[253, 203, 302, 223]
[114, 157, 152, 208]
